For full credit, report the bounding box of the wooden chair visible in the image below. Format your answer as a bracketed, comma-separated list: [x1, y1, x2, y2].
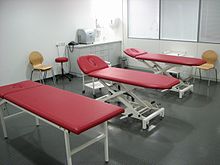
[195, 50, 218, 86]
[29, 51, 56, 84]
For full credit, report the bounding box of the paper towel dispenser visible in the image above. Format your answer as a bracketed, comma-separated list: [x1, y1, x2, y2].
[77, 29, 95, 44]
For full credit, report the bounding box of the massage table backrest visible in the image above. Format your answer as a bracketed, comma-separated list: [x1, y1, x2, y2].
[77, 54, 109, 74]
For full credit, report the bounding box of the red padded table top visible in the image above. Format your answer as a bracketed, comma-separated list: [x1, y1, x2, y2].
[0, 80, 42, 98]
[1, 82, 124, 134]
[89, 67, 180, 89]
[136, 53, 206, 66]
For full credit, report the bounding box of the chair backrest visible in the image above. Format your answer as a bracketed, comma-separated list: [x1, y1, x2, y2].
[29, 51, 44, 66]
[56, 44, 68, 58]
[202, 50, 218, 64]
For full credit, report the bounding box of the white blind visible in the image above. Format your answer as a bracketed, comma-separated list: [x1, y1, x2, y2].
[160, 0, 199, 41]
[199, 0, 220, 43]
[128, 0, 159, 39]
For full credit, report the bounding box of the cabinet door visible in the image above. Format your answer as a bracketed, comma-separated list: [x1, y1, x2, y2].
[69, 48, 90, 76]
[109, 42, 121, 65]
[95, 45, 109, 62]
[80, 47, 91, 56]
[90, 46, 96, 54]
[99, 49, 110, 62]
[69, 49, 80, 75]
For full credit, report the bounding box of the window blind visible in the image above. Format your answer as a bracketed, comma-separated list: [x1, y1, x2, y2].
[199, 0, 220, 43]
[128, 0, 159, 39]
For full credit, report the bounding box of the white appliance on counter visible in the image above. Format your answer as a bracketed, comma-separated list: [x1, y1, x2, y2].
[77, 29, 95, 44]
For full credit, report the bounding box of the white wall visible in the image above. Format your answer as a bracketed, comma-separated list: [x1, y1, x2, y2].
[0, 0, 122, 85]
[122, 0, 220, 81]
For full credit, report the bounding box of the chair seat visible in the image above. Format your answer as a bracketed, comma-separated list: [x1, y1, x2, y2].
[33, 64, 53, 71]
[197, 63, 214, 70]
[55, 57, 68, 63]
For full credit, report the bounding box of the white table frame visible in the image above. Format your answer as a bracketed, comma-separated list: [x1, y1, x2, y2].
[0, 99, 109, 165]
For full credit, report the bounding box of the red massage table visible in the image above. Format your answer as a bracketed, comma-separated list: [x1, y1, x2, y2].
[77, 55, 180, 130]
[0, 80, 124, 165]
[124, 48, 206, 98]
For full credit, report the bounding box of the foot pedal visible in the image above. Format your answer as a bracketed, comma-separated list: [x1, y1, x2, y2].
[128, 113, 133, 117]
[120, 113, 133, 119]
[148, 125, 156, 131]
[151, 101, 155, 104]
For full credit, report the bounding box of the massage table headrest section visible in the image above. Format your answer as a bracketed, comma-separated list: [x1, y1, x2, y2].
[0, 80, 42, 98]
[77, 54, 109, 74]
[1, 81, 124, 135]
[124, 48, 206, 66]
[124, 48, 147, 57]
[77, 55, 180, 89]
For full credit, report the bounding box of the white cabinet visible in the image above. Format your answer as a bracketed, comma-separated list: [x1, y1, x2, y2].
[69, 41, 122, 77]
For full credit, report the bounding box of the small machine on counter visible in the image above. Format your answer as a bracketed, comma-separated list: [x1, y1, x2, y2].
[77, 29, 95, 44]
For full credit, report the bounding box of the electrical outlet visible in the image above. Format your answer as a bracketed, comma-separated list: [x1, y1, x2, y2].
[56, 42, 66, 47]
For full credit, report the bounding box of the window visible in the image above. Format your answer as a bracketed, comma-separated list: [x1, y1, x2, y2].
[128, 0, 159, 39]
[199, 0, 220, 43]
[127, 0, 220, 43]
[160, 0, 200, 41]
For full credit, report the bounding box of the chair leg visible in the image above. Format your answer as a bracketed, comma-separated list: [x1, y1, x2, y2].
[39, 71, 42, 83]
[208, 70, 211, 86]
[199, 68, 201, 80]
[58, 62, 72, 82]
[51, 68, 56, 85]
[30, 69, 34, 80]
[64, 74, 72, 81]
[39, 71, 44, 84]
[43, 71, 47, 80]
[61, 63, 64, 76]
[193, 67, 197, 83]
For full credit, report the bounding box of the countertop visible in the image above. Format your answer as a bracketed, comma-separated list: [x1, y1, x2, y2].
[74, 40, 122, 48]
